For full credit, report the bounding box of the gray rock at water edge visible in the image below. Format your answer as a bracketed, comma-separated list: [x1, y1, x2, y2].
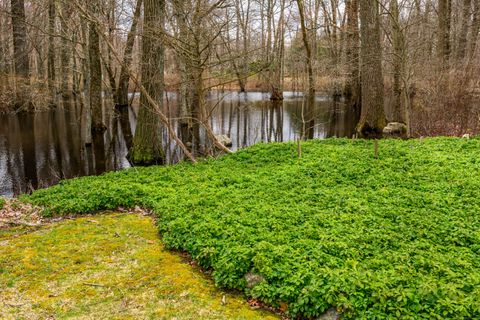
[383, 122, 408, 138]
[316, 307, 341, 320]
[215, 134, 233, 147]
[244, 272, 265, 289]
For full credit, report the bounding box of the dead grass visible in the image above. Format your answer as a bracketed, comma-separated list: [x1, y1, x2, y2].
[0, 213, 279, 320]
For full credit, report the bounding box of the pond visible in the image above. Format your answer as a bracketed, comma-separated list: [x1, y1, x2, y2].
[0, 91, 358, 197]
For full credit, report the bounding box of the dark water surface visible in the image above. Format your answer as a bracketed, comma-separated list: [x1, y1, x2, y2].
[0, 91, 358, 197]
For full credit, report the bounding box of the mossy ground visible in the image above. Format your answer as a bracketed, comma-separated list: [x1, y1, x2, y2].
[0, 213, 278, 319]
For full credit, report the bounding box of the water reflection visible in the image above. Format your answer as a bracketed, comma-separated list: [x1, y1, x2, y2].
[0, 91, 358, 196]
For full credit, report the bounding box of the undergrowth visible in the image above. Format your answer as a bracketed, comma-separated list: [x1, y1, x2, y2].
[0, 213, 277, 319]
[25, 138, 480, 319]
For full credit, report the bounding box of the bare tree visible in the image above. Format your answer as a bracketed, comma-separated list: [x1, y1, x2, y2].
[437, 0, 451, 65]
[130, 0, 166, 165]
[296, 0, 315, 97]
[357, 0, 385, 138]
[344, 0, 360, 111]
[47, 0, 56, 95]
[88, 0, 105, 132]
[10, 0, 30, 108]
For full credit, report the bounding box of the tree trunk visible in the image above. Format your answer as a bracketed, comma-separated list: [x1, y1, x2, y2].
[390, 0, 407, 125]
[172, 0, 195, 148]
[357, 0, 385, 138]
[115, 0, 142, 108]
[47, 0, 56, 96]
[10, 0, 30, 109]
[296, 0, 315, 97]
[468, 0, 480, 59]
[457, 0, 472, 61]
[344, 0, 360, 111]
[88, 0, 105, 132]
[270, 0, 285, 101]
[60, 3, 72, 99]
[438, 0, 451, 65]
[130, 0, 166, 165]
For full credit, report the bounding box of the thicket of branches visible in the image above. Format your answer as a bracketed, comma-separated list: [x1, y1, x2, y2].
[0, 0, 479, 148]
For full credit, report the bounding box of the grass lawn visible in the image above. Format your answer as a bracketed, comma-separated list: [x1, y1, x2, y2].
[25, 138, 480, 319]
[0, 213, 278, 319]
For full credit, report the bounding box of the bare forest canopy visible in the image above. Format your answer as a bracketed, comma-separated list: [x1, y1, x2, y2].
[0, 0, 479, 164]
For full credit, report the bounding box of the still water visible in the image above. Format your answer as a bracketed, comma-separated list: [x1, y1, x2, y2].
[0, 91, 358, 197]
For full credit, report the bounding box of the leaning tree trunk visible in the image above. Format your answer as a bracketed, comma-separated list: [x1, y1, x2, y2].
[357, 0, 385, 138]
[130, 0, 166, 165]
[88, 0, 105, 132]
[10, 0, 30, 109]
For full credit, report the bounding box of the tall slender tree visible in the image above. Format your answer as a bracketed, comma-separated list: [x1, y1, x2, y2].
[437, 0, 451, 65]
[468, 0, 480, 59]
[115, 0, 143, 108]
[296, 0, 315, 97]
[10, 0, 30, 108]
[390, 0, 407, 125]
[47, 0, 56, 95]
[457, 0, 472, 61]
[88, 0, 105, 132]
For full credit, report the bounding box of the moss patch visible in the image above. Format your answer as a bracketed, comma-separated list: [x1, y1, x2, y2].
[0, 213, 278, 319]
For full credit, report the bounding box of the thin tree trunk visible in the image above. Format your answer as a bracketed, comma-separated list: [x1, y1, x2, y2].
[60, 3, 72, 98]
[468, 0, 480, 59]
[270, 0, 285, 101]
[457, 0, 472, 61]
[296, 0, 315, 97]
[10, 0, 30, 108]
[390, 0, 407, 124]
[438, 0, 451, 65]
[89, 0, 105, 132]
[47, 0, 56, 96]
[116, 0, 142, 108]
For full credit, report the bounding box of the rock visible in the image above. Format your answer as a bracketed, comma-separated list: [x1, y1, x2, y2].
[215, 134, 233, 147]
[383, 122, 408, 139]
[462, 134, 471, 139]
[244, 272, 265, 289]
[316, 307, 341, 320]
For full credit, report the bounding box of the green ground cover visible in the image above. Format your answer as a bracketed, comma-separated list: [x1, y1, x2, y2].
[25, 138, 480, 319]
[0, 213, 278, 319]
